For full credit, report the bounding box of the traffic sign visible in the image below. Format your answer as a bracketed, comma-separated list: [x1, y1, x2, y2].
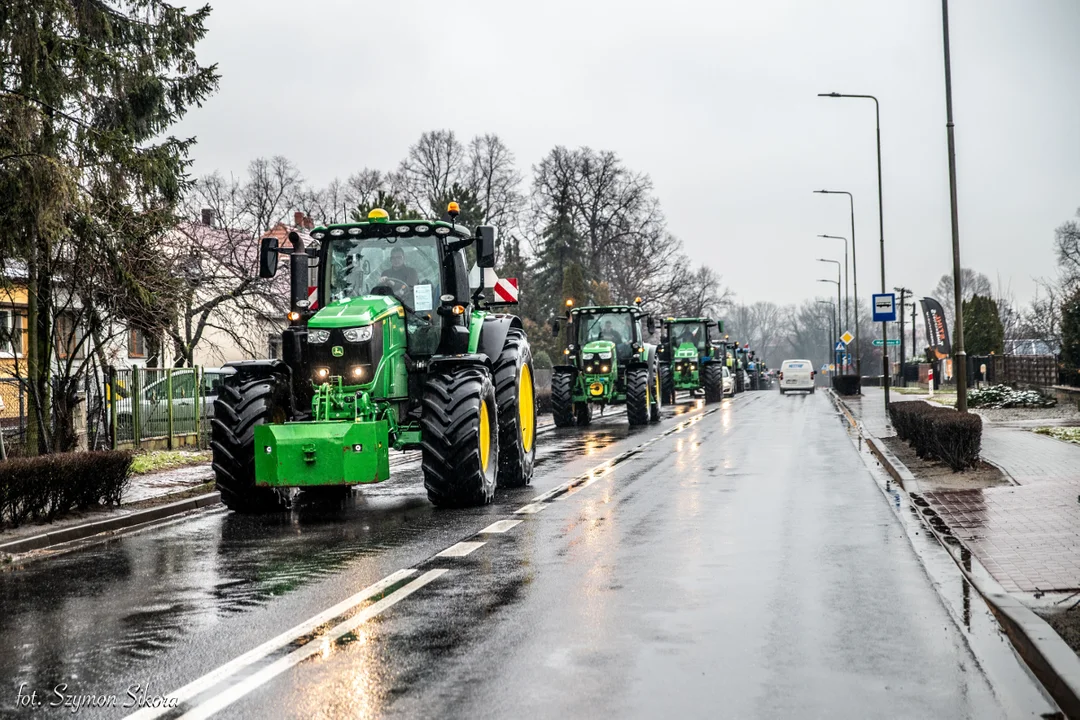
[872, 338, 901, 347]
[834, 341, 846, 352]
[840, 331, 854, 345]
[872, 293, 897, 322]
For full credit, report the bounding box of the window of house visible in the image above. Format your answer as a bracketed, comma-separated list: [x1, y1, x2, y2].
[0, 310, 21, 356]
[129, 328, 147, 358]
[56, 313, 84, 359]
[268, 334, 282, 360]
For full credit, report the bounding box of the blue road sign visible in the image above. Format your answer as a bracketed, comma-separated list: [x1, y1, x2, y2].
[835, 341, 846, 353]
[872, 293, 897, 322]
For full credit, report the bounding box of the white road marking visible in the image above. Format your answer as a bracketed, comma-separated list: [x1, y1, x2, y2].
[176, 570, 448, 720]
[436, 541, 486, 557]
[478, 519, 522, 534]
[123, 568, 417, 720]
[514, 502, 547, 514]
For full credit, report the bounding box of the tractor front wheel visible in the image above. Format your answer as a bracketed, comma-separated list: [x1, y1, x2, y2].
[493, 329, 536, 488]
[551, 369, 576, 427]
[703, 363, 724, 403]
[626, 367, 650, 426]
[650, 360, 662, 422]
[421, 367, 499, 507]
[211, 373, 292, 514]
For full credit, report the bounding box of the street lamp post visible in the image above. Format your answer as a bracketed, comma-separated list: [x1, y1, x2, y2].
[819, 91, 889, 411]
[818, 234, 849, 330]
[818, 259, 843, 372]
[817, 300, 838, 377]
[894, 286, 911, 387]
[941, 0, 968, 412]
[814, 190, 860, 389]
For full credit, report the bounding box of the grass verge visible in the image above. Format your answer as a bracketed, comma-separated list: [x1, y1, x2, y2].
[130, 450, 212, 475]
[1033, 427, 1080, 446]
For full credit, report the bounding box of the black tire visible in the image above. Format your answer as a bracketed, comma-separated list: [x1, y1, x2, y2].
[493, 329, 536, 488]
[575, 402, 593, 426]
[810, 387, 816, 395]
[660, 363, 674, 404]
[552, 369, 576, 428]
[421, 367, 498, 507]
[211, 374, 292, 514]
[650, 359, 662, 422]
[703, 363, 724, 403]
[626, 367, 650, 426]
[779, 388, 786, 395]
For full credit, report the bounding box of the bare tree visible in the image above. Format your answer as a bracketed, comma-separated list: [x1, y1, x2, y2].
[1055, 208, 1080, 290]
[932, 267, 992, 332]
[394, 130, 466, 217]
[466, 134, 524, 230]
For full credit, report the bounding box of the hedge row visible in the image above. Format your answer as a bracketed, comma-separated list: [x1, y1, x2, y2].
[832, 375, 861, 396]
[888, 401, 982, 471]
[0, 451, 133, 526]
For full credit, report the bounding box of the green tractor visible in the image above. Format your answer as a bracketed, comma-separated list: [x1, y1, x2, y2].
[550, 302, 662, 427]
[210, 205, 536, 512]
[656, 317, 726, 404]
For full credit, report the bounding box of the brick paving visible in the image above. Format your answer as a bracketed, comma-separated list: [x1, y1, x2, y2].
[846, 388, 1080, 593]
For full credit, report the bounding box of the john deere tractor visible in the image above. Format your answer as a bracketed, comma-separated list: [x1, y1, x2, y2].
[550, 302, 661, 427]
[210, 205, 536, 512]
[657, 317, 726, 404]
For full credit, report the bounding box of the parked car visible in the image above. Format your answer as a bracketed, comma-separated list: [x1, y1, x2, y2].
[722, 366, 735, 396]
[779, 359, 815, 395]
[116, 368, 229, 440]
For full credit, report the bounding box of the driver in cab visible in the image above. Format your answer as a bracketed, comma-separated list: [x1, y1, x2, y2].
[378, 247, 419, 292]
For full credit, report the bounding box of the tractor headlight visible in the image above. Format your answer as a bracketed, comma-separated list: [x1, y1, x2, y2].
[601, 365, 609, 372]
[583, 353, 595, 361]
[350, 366, 365, 380]
[598, 351, 612, 360]
[586, 365, 594, 373]
[308, 329, 331, 344]
[343, 326, 373, 343]
[314, 367, 330, 381]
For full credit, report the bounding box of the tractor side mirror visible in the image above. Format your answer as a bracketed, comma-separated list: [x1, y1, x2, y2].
[647, 316, 656, 334]
[476, 226, 497, 268]
[550, 320, 561, 338]
[259, 237, 279, 278]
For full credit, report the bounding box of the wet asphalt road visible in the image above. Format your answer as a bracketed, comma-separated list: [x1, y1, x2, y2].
[0, 391, 1059, 718]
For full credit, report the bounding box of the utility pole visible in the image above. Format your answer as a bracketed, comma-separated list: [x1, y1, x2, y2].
[895, 287, 910, 387]
[942, 0, 968, 411]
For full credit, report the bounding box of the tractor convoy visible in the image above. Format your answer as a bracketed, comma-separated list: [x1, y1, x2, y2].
[210, 203, 755, 514]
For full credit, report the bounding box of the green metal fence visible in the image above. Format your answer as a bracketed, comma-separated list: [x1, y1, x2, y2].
[108, 367, 220, 450]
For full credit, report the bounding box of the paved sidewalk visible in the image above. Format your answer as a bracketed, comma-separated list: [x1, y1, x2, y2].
[845, 388, 1080, 594]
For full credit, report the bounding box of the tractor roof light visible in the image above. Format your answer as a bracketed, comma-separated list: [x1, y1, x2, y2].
[447, 201, 460, 216]
[368, 208, 390, 223]
[565, 298, 575, 308]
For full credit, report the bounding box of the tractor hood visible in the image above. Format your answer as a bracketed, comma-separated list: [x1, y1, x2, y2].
[308, 296, 403, 329]
[582, 340, 616, 356]
[674, 343, 699, 359]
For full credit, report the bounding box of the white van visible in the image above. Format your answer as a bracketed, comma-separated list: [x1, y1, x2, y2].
[779, 359, 815, 394]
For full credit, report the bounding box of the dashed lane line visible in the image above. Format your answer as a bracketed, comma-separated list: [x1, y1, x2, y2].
[435, 541, 486, 558]
[123, 568, 418, 720]
[174, 570, 449, 720]
[513, 502, 547, 515]
[478, 519, 522, 534]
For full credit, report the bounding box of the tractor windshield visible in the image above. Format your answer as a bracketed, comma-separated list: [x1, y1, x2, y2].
[671, 322, 707, 351]
[578, 312, 635, 361]
[326, 235, 442, 311]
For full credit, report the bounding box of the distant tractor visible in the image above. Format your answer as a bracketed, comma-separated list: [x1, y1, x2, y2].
[211, 205, 536, 512]
[550, 301, 662, 427]
[656, 317, 726, 404]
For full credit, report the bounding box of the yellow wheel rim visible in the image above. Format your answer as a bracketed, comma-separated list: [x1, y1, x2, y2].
[655, 372, 661, 405]
[479, 399, 491, 474]
[519, 364, 535, 453]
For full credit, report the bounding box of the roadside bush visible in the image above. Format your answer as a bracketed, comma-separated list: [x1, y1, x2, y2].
[888, 401, 982, 471]
[0, 451, 133, 526]
[967, 384, 1055, 409]
[832, 375, 860, 396]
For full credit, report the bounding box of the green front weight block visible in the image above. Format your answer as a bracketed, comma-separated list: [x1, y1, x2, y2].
[254, 420, 391, 487]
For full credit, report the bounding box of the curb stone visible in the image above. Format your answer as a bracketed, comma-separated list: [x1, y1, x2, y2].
[831, 390, 1080, 719]
[0, 492, 221, 557]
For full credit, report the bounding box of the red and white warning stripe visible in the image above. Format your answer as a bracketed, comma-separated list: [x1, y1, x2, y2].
[307, 286, 319, 311]
[493, 278, 519, 304]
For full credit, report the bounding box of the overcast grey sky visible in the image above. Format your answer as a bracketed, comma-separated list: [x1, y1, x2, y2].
[175, 0, 1080, 309]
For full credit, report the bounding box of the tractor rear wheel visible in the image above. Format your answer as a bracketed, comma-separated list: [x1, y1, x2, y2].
[626, 367, 650, 426]
[575, 402, 593, 426]
[660, 363, 674, 405]
[421, 367, 499, 507]
[704, 363, 724, 403]
[551, 368, 576, 427]
[650, 360, 662, 422]
[211, 373, 292, 514]
[493, 329, 536, 488]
